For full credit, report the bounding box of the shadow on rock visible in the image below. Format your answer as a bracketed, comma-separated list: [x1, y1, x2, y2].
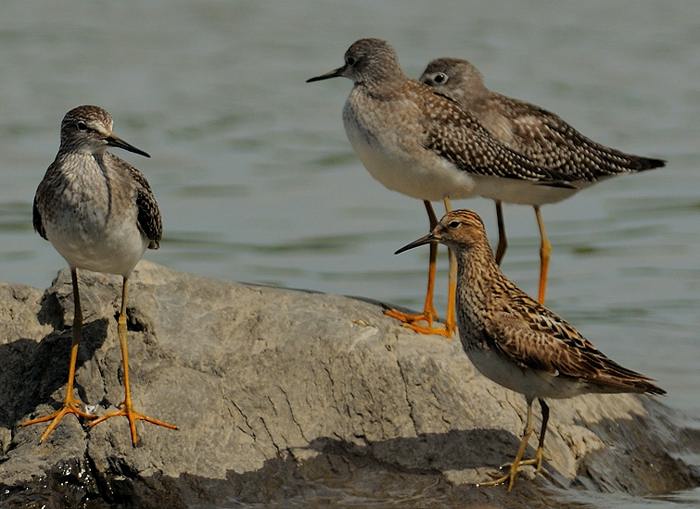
[0, 434, 589, 509]
[0, 318, 109, 430]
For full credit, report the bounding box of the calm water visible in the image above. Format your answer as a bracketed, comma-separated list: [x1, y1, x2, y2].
[1, 0, 698, 505]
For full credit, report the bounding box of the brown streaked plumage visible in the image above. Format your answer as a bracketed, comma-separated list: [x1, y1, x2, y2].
[420, 58, 665, 304]
[24, 105, 176, 447]
[396, 209, 664, 491]
[307, 38, 567, 337]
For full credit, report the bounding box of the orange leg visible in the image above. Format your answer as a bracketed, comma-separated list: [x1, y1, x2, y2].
[385, 200, 439, 326]
[534, 206, 551, 304]
[89, 277, 177, 446]
[494, 200, 508, 265]
[443, 197, 457, 337]
[22, 268, 96, 442]
[402, 198, 456, 338]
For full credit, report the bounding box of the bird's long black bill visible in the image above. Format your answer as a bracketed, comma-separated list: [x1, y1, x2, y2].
[306, 66, 346, 83]
[394, 233, 437, 255]
[106, 135, 151, 158]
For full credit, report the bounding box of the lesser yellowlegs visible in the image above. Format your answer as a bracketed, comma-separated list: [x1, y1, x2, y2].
[25, 105, 177, 446]
[307, 38, 565, 337]
[420, 58, 665, 303]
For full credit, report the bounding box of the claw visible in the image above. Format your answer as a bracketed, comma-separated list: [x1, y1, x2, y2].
[22, 396, 96, 443]
[89, 401, 177, 447]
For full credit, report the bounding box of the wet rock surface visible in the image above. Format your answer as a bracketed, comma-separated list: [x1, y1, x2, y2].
[1, 261, 698, 508]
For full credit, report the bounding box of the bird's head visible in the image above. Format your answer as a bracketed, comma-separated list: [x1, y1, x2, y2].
[396, 209, 488, 255]
[419, 58, 488, 104]
[60, 105, 150, 158]
[306, 38, 405, 87]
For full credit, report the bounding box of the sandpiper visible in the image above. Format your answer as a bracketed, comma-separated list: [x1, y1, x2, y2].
[396, 209, 665, 491]
[24, 105, 177, 446]
[420, 58, 665, 303]
[307, 38, 565, 337]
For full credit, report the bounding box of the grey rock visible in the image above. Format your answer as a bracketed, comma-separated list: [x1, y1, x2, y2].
[0, 261, 698, 508]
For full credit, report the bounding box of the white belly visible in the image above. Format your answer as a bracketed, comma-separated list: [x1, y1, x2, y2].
[344, 108, 477, 202]
[466, 347, 590, 400]
[46, 217, 147, 277]
[472, 175, 587, 206]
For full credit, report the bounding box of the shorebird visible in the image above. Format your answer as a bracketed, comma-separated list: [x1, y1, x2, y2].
[396, 209, 665, 491]
[420, 58, 665, 303]
[24, 105, 177, 446]
[307, 38, 566, 337]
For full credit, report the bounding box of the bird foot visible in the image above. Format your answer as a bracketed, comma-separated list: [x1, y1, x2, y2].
[500, 448, 545, 474]
[402, 321, 455, 339]
[89, 401, 177, 447]
[476, 463, 522, 492]
[384, 307, 438, 326]
[477, 449, 545, 492]
[21, 396, 96, 443]
[384, 308, 454, 339]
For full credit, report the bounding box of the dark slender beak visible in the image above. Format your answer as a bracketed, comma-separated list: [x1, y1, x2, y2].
[395, 232, 438, 255]
[306, 65, 346, 83]
[105, 134, 151, 158]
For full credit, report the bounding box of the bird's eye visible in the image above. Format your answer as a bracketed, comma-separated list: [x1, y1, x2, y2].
[433, 73, 448, 84]
[76, 121, 88, 131]
[448, 221, 461, 229]
[346, 56, 356, 66]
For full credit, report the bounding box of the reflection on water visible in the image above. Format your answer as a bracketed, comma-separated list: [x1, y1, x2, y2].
[1, 0, 698, 506]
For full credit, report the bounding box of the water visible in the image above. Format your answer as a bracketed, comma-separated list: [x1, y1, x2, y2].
[1, 0, 698, 506]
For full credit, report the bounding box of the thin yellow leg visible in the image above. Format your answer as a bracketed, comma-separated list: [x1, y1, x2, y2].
[385, 201, 439, 326]
[22, 268, 96, 443]
[396, 199, 454, 338]
[534, 206, 551, 304]
[498, 398, 549, 474]
[478, 398, 535, 492]
[444, 198, 456, 337]
[495, 200, 508, 265]
[89, 277, 177, 446]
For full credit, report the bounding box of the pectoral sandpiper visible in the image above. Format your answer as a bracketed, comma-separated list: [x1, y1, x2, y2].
[396, 209, 665, 491]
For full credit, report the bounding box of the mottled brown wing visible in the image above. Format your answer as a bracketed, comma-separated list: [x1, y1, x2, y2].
[491, 95, 665, 180]
[134, 171, 162, 250]
[32, 194, 47, 241]
[485, 311, 665, 395]
[421, 89, 567, 183]
[108, 153, 162, 249]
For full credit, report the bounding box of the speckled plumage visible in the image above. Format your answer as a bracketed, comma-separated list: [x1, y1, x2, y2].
[420, 58, 665, 187]
[396, 209, 664, 489]
[402, 209, 665, 397]
[24, 105, 175, 446]
[420, 57, 665, 304]
[34, 105, 161, 276]
[310, 38, 567, 203]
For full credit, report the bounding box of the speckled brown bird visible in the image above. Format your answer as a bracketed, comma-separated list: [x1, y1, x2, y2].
[420, 58, 665, 303]
[307, 38, 568, 337]
[396, 209, 665, 491]
[25, 105, 177, 446]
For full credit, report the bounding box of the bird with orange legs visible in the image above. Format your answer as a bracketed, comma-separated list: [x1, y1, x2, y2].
[307, 39, 568, 336]
[420, 58, 664, 303]
[24, 105, 177, 446]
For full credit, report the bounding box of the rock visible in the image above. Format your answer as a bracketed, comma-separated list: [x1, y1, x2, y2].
[0, 261, 698, 508]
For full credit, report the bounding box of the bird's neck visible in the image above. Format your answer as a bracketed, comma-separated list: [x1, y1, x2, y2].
[54, 150, 110, 185]
[355, 70, 409, 99]
[455, 240, 501, 322]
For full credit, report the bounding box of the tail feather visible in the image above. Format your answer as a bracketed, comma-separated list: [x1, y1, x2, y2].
[593, 356, 666, 396]
[634, 156, 666, 172]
